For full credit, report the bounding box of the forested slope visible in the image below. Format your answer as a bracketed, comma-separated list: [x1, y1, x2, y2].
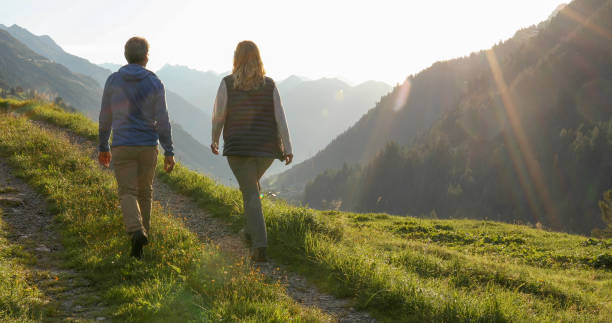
[0, 29, 101, 116]
[264, 15, 544, 196]
[304, 0, 612, 234]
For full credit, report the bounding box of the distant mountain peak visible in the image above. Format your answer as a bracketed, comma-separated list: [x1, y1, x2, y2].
[1, 24, 111, 86]
[98, 62, 122, 72]
[8, 23, 25, 30]
[6, 24, 57, 41]
[333, 75, 354, 86]
[0, 28, 101, 113]
[281, 75, 309, 82]
[354, 80, 392, 88]
[158, 64, 220, 76]
[39, 34, 55, 42]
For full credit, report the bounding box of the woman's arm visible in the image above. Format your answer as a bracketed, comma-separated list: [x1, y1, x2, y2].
[273, 86, 293, 156]
[211, 80, 227, 153]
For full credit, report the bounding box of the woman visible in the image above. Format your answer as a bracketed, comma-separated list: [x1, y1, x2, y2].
[211, 40, 293, 262]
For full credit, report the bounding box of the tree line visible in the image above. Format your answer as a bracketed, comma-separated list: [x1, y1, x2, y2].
[304, 0, 612, 235]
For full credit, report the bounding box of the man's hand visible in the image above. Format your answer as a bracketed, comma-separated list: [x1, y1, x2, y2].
[284, 153, 293, 166]
[98, 151, 111, 168]
[211, 142, 219, 155]
[164, 156, 175, 173]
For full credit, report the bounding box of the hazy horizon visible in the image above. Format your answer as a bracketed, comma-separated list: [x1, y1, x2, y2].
[1, 0, 566, 84]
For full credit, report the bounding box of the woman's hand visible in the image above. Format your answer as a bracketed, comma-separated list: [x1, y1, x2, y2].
[211, 142, 219, 155]
[284, 153, 293, 166]
[98, 151, 111, 168]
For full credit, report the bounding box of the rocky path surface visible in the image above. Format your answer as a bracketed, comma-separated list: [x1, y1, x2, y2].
[0, 160, 110, 322]
[32, 119, 376, 322]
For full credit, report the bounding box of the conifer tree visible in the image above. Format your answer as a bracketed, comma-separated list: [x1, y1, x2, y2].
[595, 190, 612, 238]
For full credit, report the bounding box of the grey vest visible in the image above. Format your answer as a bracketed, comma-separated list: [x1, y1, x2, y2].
[222, 75, 282, 159]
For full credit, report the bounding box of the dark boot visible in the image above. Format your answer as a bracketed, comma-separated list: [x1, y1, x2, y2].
[130, 230, 148, 259]
[251, 247, 267, 262]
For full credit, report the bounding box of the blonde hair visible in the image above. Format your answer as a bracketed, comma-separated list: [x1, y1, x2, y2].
[232, 41, 266, 91]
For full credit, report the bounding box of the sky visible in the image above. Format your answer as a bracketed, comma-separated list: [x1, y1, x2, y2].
[1, 0, 567, 85]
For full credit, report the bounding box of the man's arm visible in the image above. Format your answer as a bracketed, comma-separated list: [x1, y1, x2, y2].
[155, 83, 174, 157]
[211, 80, 227, 154]
[98, 75, 113, 153]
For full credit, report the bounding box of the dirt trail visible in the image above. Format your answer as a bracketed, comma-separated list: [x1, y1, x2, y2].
[33, 119, 376, 322]
[0, 160, 110, 322]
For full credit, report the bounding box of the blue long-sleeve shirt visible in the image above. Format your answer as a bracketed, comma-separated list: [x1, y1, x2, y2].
[98, 64, 174, 156]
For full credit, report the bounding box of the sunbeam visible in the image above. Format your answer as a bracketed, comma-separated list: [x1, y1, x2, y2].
[485, 49, 560, 228]
[559, 3, 612, 42]
[393, 80, 412, 112]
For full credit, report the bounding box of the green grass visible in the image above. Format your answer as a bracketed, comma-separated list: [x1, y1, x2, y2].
[0, 101, 328, 322]
[0, 186, 17, 194]
[2, 98, 612, 322]
[0, 210, 45, 322]
[0, 99, 97, 141]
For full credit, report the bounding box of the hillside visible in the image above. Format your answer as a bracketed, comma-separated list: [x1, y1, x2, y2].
[164, 89, 213, 144]
[0, 99, 328, 321]
[303, 0, 612, 234]
[276, 74, 309, 92]
[276, 77, 392, 168]
[1, 23, 111, 86]
[156, 64, 224, 112]
[162, 88, 229, 181]
[97, 62, 122, 72]
[2, 98, 611, 322]
[264, 55, 498, 195]
[0, 29, 101, 116]
[171, 122, 234, 183]
[267, 0, 610, 199]
[263, 16, 561, 197]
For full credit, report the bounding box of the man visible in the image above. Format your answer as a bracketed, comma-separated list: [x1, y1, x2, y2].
[98, 37, 175, 259]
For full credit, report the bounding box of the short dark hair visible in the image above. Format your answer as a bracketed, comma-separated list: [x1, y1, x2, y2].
[124, 37, 149, 64]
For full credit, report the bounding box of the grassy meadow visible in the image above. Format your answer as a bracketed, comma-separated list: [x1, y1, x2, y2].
[0, 99, 328, 322]
[1, 98, 611, 322]
[0, 208, 46, 322]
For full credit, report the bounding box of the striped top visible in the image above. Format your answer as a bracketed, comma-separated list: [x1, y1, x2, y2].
[212, 75, 292, 157]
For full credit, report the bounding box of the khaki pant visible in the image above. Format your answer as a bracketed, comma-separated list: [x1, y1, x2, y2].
[112, 146, 158, 234]
[227, 156, 274, 248]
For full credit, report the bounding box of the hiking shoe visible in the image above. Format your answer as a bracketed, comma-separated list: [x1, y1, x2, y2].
[239, 228, 252, 246]
[130, 230, 148, 259]
[251, 247, 267, 262]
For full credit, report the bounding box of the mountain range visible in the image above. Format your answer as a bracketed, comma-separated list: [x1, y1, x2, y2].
[0, 24, 110, 86]
[263, 3, 585, 198]
[155, 64, 225, 115]
[301, 0, 612, 234]
[98, 62, 122, 72]
[0, 28, 101, 116]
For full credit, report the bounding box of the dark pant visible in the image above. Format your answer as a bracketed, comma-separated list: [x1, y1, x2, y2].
[227, 156, 274, 248]
[112, 146, 158, 235]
